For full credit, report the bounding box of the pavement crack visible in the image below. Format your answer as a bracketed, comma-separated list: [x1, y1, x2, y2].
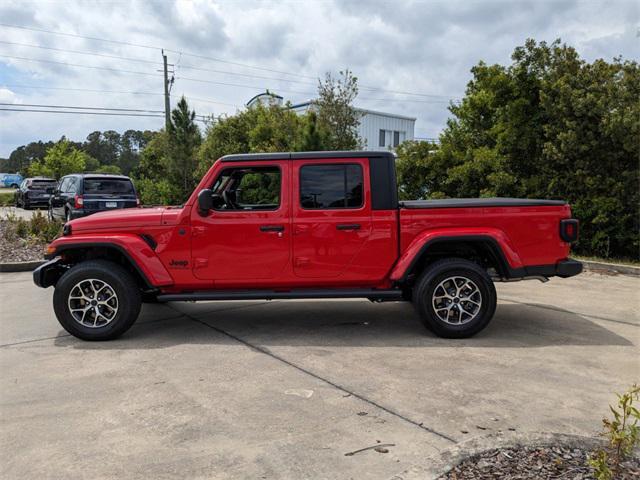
[169, 304, 457, 445]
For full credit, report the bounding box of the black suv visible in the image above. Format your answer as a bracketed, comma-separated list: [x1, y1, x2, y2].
[15, 177, 57, 209]
[49, 174, 139, 222]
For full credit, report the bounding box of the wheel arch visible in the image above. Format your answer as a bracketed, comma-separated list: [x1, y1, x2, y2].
[391, 232, 523, 285]
[45, 237, 174, 290]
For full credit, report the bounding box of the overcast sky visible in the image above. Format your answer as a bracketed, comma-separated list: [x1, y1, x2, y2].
[0, 0, 637, 157]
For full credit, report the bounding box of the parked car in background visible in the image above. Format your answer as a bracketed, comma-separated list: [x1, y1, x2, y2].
[14, 177, 57, 209]
[48, 173, 139, 222]
[1, 173, 23, 188]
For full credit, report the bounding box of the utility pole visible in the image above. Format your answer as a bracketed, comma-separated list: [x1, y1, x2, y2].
[162, 49, 172, 130]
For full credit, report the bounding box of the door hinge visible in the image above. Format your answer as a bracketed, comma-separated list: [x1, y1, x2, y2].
[192, 226, 206, 237]
[194, 258, 208, 269]
[294, 257, 310, 267]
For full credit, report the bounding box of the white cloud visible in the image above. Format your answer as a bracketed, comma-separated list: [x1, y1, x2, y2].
[0, 87, 18, 103]
[0, 0, 637, 156]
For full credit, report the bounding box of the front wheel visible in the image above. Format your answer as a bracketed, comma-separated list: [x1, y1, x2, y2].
[413, 258, 497, 338]
[53, 260, 142, 340]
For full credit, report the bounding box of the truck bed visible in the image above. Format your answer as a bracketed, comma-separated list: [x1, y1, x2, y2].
[398, 199, 572, 272]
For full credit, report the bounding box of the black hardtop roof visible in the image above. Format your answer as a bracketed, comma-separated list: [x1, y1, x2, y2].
[220, 150, 395, 162]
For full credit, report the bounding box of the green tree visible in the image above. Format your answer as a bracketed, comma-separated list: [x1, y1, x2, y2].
[168, 97, 202, 200]
[197, 103, 304, 176]
[396, 39, 639, 259]
[315, 69, 363, 150]
[29, 139, 92, 179]
[296, 111, 330, 151]
[95, 164, 122, 174]
[132, 130, 181, 205]
[395, 140, 448, 199]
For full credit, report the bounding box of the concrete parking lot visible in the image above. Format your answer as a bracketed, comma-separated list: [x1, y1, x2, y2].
[1, 270, 638, 479]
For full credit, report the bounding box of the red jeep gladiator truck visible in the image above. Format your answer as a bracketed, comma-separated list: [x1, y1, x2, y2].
[34, 151, 582, 341]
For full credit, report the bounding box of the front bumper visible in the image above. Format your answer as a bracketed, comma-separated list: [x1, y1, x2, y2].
[33, 258, 66, 288]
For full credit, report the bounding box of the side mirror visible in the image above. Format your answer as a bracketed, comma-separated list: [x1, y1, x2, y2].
[197, 189, 213, 215]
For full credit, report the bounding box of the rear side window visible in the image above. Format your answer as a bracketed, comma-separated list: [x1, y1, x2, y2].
[300, 164, 363, 209]
[83, 178, 135, 195]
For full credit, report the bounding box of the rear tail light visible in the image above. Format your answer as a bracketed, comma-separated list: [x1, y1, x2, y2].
[74, 195, 83, 209]
[560, 219, 579, 243]
[136, 197, 141, 207]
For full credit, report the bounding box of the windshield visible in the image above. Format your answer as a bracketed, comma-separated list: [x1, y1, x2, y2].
[83, 178, 135, 195]
[30, 180, 56, 190]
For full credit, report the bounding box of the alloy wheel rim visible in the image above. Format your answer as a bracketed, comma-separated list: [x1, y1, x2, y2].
[67, 279, 119, 328]
[432, 276, 482, 325]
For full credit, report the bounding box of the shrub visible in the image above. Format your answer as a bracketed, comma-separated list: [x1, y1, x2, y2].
[589, 384, 640, 479]
[1, 211, 61, 244]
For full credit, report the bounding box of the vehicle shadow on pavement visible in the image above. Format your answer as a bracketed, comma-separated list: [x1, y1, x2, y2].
[54, 299, 634, 350]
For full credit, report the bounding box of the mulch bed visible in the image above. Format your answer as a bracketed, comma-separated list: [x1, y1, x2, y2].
[440, 445, 640, 479]
[0, 221, 46, 263]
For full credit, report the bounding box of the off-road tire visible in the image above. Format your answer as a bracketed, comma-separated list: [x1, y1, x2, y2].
[53, 260, 142, 341]
[413, 258, 497, 338]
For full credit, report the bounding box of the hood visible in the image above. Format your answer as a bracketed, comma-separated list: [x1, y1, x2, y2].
[70, 207, 166, 232]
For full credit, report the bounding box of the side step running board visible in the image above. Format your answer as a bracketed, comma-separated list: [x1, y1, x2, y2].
[156, 289, 404, 302]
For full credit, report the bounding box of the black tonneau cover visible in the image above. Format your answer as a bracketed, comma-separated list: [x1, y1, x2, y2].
[400, 198, 566, 209]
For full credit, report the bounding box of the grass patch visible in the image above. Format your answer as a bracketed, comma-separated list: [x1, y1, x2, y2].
[0, 192, 14, 206]
[574, 255, 640, 267]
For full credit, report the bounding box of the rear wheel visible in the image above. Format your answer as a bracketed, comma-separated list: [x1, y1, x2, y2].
[413, 258, 497, 338]
[53, 260, 142, 341]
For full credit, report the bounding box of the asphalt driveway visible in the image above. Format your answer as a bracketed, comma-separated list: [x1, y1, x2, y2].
[0, 271, 638, 479]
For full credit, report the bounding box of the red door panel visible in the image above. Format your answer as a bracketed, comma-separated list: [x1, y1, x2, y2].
[292, 159, 373, 279]
[190, 160, 291, 283]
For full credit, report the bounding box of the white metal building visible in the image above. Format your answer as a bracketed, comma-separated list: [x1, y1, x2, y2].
[289, 100, 416, 151]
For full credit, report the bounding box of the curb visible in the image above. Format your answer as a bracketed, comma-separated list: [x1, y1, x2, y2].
[0, 260, 45, 272]
[581, 259, 640, 277]
[388, 432, 605, 480]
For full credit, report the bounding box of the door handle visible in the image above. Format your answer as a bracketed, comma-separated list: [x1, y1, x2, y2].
[336, 223, 361, 230]
[260, 225, 285, 232]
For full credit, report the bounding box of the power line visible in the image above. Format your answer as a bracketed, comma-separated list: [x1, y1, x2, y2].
[1, 38, 456, 99]
[0, 23, 458, 99]
[0, 22, 316, 80]
[3, 84, 242, 108]
[0, 40, 163, 65]
[0, 107, 212, 124]
[0, 54, 160, 77]
[0, 107, 164, 117]
[0, 102, 164, 113]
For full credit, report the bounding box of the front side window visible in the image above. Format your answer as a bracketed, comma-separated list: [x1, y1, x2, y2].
[212, 166, 281, 211]
[300, 164, 363, 209]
